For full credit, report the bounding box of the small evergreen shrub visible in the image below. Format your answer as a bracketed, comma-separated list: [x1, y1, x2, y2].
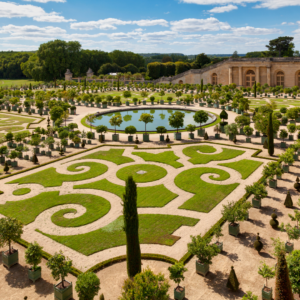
[263, 139, 268, 149]
[270, 210, 279, 229]
[204, 132, 209, 140]
[253, 233, 263, 253]
[284, 191, 293, 208]
[226, 266, 239, 291]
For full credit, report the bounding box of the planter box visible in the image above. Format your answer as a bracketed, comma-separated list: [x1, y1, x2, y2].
[143, 134, 150, 142]
[112, 134, 119, 141]
[174, 286, 185, 300]
[28, 266, 41, 283]
[213, 103, 219, 108]
[126, 101, 129, 106]
[198, 129, 205, 137]
[98, 135, 105, 142]
[174, 132, 181, 140]
[11, 161, 18, 167]
[226, 105, 232, 111]
[6, 160, 11, 165]
[280, 141, 287, 148]
[261, 136, 267, 145]
[228, 223, 240, 237]
[2, 249, 18, 268]
[289, 135, 294, 141]
[282, 164, 289, 173]
[244, 211, 249, 221]
[199, 103, 204, 107]
[75, 143, 79, 148]
[285, 241, 294, 253]
[229, 134, 235, 141]
[142, 100, 146, 105]
[277, 174, 281, 180]
[168, 101, 172, 105]
[54, 280, 73, 300]
[33, 148, 40, 154]
[255, 131, 260, 137]
[159, 135, 165, 142]
[215, 133, 220, 139]
[215, 241, 223, 252]
[239, 128, 244, 135]
[102, 104, 107, 109]
[246, 137, 251, 143]
[24, 155, 29, 160]
[46, 151, 52, 157]
[269, 179, 277, 188]
[252, 197, 261, 209]
[160, 100, 164, 105]
[189, 133, 194, 139]
[294, 154, 298, 161]
[151, 101, 155, 105]
[196, 261, 209, 276]
[0, 157, 5, 163]
[128, 136, 133, 142]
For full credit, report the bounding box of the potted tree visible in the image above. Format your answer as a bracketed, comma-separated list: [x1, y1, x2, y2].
[156, 126, 167, 142]
[214, 225, 224, 252]
[187, 234, 220, 277]
[96, 125, 107, 142]
[109, 115, 123, 141]
[75, 272, 100, 300]
[235, 115, 250, 135]
[0, 217, 23, 268]
[279, 148, 294, 173]
[125, 126, 136, 142]
[279, 129, 288, 148]
[287, 123, 296, 141]
[186, 124, 196, 139]
[222, 201, 246, 237]
[225, 123, 238, 141]
[214, 124, 221, 139]
[168, 262, 187, 300]
[25, 241, 43, 283]
[169, 111, 185, 140]
[194, 110, 209, 137]
[245, 182, 268, 208]
[139, 113, 154, 142]
[262, 161, 283, 188]
[244, 125, 254, 143]
[220, 110, 228, 133]
[258, 262, 275, 300]
[280, 223, 300, 253]
[47, 251, 73, 300]
[150, 96, 155, 105]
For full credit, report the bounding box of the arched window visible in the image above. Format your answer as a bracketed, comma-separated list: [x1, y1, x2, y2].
[276, 71, 284, 86]
[246, 70, 255, 87]
[297, 72, 300, 87]
[179, 80, 183, 84]
[212, 73, 217, 85]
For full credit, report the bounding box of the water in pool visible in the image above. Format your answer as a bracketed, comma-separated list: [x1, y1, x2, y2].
[91, 109, 214, 131]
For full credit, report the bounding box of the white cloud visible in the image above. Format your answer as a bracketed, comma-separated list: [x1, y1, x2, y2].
[232, 26, 282, 35]
[0, 43, 39, 51]
[139, 31, 177, 41]
[70, 18, 168, 30]
[282, 22, 295, 25]
[180, 0, 300, 9]
[209, 4, 238, 13]
[170, 17, 231, 32]
[23, 0, 66, 3]
[282, 22, 287, 25]
[0, 1, 75, 22]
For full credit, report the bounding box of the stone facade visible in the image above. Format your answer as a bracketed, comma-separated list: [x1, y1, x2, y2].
[155, 57, 300, 88]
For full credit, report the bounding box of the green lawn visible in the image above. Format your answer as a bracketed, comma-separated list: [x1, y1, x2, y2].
[116, 164, 167, 183]
[0, 79, 43, 88]
[183, 146, 245, 164]
[8, 162, 108, 187]
[175, 167, 239, 212]
[218, 159, 263, 179]
[0, 191, 110, 227]
[74, 179, 178, 207]
[12, 188, 31, 196]
[132, 151, 183, 168]
[79, 149, 134, 165]
[38, 214, 199, 255]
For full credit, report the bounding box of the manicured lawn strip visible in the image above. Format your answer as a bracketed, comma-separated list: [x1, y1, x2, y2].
[183, 146, 245, 164]
[0, 191, 110, 227]
[0, 114, 36, 124]
[132, 151, 183, 168]
[218, 159, 263, 179]
[12, 188, 31, 196]
[74, 179, 178, 207]
[175, 167, 239, 213]
[116, 164, 167, 183]
[38, 214, 199, 255]
[8, 162, 108, 187]
[0, 79, 43, 87]
[0, 126, 24, 132]
[78, 148, 134, 165]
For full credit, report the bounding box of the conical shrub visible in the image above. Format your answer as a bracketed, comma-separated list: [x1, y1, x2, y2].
[253, 233, 263, 253]
[275, 250, 293, 300]
[99, 294, 104, 300]
[226, 266, 239, 291]
[32, 153, 38, 164]
[204, 132, 209, 140]
[284, 191, 293, 208]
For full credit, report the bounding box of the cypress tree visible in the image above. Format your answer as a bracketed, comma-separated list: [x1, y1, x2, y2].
[200, 79, 203, 93]
[122, 176, 141, 278]
[284, 191, 293, 208]
[254, 81, 257, 98]
[268, 112, 274, 156]
[275, 250, 293, 300]
[227, 266, 239, 291]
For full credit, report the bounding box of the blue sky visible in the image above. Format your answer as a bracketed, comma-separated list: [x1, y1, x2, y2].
[0, 0, 300, 54]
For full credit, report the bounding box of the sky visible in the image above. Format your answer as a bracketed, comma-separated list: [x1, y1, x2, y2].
[0, 0, 300, 54]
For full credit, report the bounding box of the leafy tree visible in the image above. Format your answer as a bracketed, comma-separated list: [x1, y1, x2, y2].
[235, 115, 250, 129]
[46, 251, 72, 288]
[194, 53, 211, 68]
[5, 132, 14, 142]
[194, 110, 209, 129]
[86, 114, 96, 132]
[50, 106, 64, 123]
[95, 125, 107, 135]
[246, 182, 268, 200]
[125, 126, 136, 136]
[258, 261, 275, 287]
[109, 115, 123, 134]
[25, 241, 43, 271]
[268, 112, 274, 156]
[138, 113, 154, 134]
[169, 111, 185, 133]
[156, 126, 167, 136]
[227, 266, 239, 291]
[266, 36, 295, 57]
[0, 217, 23, 254]
[286, 250, 300, 297]
[275, 250, 294, 299]
[244, 125, 254, 137]
[120, 267, 170, 300]
[168, 262, 187, 288]
[242, 291, 258, 300]
[221, 201, 246, 225]
[122, 176, 141, 278]
[220, 110, 228, 123]
[75, 272, 100, 300]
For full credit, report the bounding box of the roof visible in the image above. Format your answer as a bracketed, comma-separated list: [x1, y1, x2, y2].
[65, 69, 72, 75]
[87, 68, 93, 74]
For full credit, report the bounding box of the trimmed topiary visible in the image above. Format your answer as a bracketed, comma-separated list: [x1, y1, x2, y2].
[32, 154, 38, 164]
[233, 136, 237, 143]
[4, 162, 9, 174]
[294, 177, 300, 192]
[166, 135, 170, 143]
[227, 266, 239, 291]
[284, 191, 293, 208]
[99, 294, 104, 300]
[263, 139, 268, 149]
[204, 132, 209, 140]
[270, 210, 279, 229]
[275, 250, 293, 300]
[253, 233, 263, 253]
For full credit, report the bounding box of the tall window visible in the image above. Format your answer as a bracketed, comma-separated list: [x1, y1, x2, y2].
[298, 72, 300, 87]
[246, 70, 255, 87]
[276, 71, 284, 86]
[212, 73, 217, 85]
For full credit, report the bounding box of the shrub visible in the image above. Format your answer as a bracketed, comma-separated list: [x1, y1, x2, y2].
[284, 191, 293, 208]
[286, 250, 300, 296]
[99, 294, 104, 300]
[243, 125, 253, 137]
[125, 126, 136, 136]
[242, 291, 258, 300]
[263, 139, 268, 149]
[75, 272, 100, 300]
[270, 210, 279, 229]
[271, 238, 285, 258]
[25, 242, 43, 271]
[253, 233, 263, 253]
[168, 262, 187, 288]
[4, 161, 9, 173]
[204, 132, 209, 140]
[258, 262, 275, 287]
[245, 182, 268, 200]
[226, 266, 239, 291]
[87, 132, 93, 139]
[280, 129, 288, 141]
